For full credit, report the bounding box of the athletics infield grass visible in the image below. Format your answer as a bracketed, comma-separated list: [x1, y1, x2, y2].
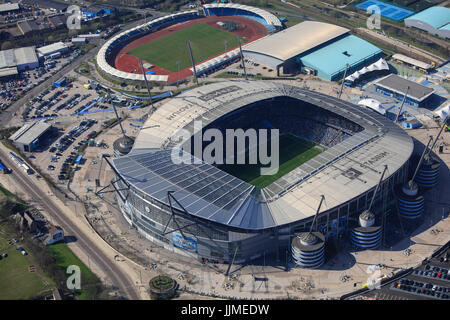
[220, 134, 325, 189]
[127, 23, 245, 72]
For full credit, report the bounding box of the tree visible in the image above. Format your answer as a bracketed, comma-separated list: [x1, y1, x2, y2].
[1, 41, 13, 50]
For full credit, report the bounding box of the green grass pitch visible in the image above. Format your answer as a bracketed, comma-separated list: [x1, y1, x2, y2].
[220, 134, 325, 189]
[126, 23, 245, 72]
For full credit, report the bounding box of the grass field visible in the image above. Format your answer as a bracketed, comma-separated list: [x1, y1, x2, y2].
[220, 134, 325, 189]
[46, 243, 101, 300]
[127, 23, 245, 72]
[0, 224, 54, 300]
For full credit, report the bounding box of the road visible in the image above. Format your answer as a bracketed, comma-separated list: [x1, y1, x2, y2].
[0, 147, 140, 300]
[356, 28, 445, 65]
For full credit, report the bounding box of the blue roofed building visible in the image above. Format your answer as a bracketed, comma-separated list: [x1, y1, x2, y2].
[404, 6, 450, 39]
[298, 34, 382, 81]
[243, 21, 382, 81]
[82, 5, 117, 19]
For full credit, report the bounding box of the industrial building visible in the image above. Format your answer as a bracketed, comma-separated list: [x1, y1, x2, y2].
[46, 14, 68, 28]
[71, 37, 87, 44]
[391, 54, 434, 73]
[0, 3, 21, 15]
[242, 21, 382, 80]
[36, 41, 69, 58]
[17, 20, 48, 35]
[0, 66, 19, 79]
[9, 121, 54, 152]
[404, 6, 450, 39]
[0, 46, 39, 71]
[77, 33, 102, 39]
[82, 5, 116, 18]
[109, 81, 413, 264]
[374, 74, 435, 108]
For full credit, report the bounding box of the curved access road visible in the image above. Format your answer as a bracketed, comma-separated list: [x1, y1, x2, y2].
[0, 147, 140, 300]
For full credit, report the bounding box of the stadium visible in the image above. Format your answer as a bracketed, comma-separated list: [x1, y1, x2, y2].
[96, 3, 282, 84]
[109, 81, 414, 265]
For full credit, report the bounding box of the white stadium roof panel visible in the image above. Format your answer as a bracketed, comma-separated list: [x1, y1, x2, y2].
[114, 81, 413, 231]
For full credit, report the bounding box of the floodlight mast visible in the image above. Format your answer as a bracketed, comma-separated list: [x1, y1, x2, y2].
[424, 115, 448, 160]
[368, 165, 388, 212]
[139, 58, 154, 109]
[338, 63, 349, 99]
[238, 36, 248, 81]
[407, 135, 433, 190]
[395, 86, 410, 122]
[187, 40, 199, 85]
[307, 195, 325, 236]
[112, 104, 126, 137]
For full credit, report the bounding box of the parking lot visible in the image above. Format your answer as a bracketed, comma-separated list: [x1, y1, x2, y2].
[14, 73, 147, 186]
[0, 48, 82, 113]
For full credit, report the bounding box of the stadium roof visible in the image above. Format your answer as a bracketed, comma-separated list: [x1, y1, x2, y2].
[10, 121, 51, 145]
[242, 21, 349, 62]
[299, 34, 382, 79]
[203, 3, 282, 29]
[375, 74, 434, 102]
[113, 81, 413, 231]
[405, 6, 450, 30]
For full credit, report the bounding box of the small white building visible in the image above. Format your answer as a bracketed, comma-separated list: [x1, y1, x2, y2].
[78, 33, 101, 39]
[72, 37, 87, 44]
[37, 42, 70, 58]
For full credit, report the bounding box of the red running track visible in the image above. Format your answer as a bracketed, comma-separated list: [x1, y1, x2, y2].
[114, 15, 268, 83]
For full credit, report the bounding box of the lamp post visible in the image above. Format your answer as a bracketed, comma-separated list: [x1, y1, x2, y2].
[176, 61, 181, 87]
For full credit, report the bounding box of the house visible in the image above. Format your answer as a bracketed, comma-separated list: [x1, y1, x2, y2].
[45, 226, 64, 245]
[17, 19, 49, 35]
[46, 14, 68, 29]
[14, 211, 38, 233]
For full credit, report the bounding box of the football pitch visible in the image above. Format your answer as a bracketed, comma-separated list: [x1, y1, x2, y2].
[127, 23, 244, 72]
[220, 134, 325, 189]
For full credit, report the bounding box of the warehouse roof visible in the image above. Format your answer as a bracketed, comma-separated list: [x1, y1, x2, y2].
[405, 6, 450, 30]
[0, 3, 20, 13]
[375, 74, 434, 102]
[18, 20, 44, 34]
[15, 47, 38, 66]
[22, 0, 68, 11]
[37, 41, 68, 56]
[243, 21, 349, 62]
[0, 46, 37, 69]
[10, 121, 51, 145]
[114, 81, 413, 230]
[300, 34, 382, 78]
[47, 14, 67, 27]
[392, 54, 433, 70]
[0, 67, 18, 78]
